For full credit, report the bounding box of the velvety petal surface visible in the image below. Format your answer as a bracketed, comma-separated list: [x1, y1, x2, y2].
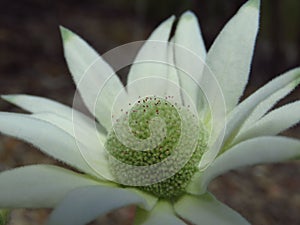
[165, 38, 182, 104]
[127, 16, 175, 97]
[1, 94, 75, 117]
[134, 201, 186, 225]
[31, 112, 106, 151]
[0, 165, 104, 208]
[1, 94, 106, 140]
[174, 193, 250, 225]
[234, 101, 300, 143]
[47, 186, 149, 225]
[173, 11, 207, 109]
[240, 67, 300, 130]
[203, 0, 260, 112]
[60, 27, 126, 131]
[223, 67, 300, 151]
[0, 112, 112, 180]
[201, 136, 300, 191]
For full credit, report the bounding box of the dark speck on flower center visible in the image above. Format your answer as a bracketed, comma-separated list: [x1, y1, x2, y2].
[105, 96, 207, 199]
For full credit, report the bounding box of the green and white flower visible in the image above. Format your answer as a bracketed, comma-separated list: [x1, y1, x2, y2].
[0, 0, 299, 224]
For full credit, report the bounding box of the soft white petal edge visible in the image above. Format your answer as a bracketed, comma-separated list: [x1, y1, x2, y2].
[125, 188, 158, 212]
[1, 94, 106, 140]
[134, 200, 186, 225]
[223, 67, 300, 151]
[47, 186, 150, 225]
[31, 112, 106, 153]
[165, 38, 182, 105]
[175, 11, 206, 61]
[241, 68, 300, 129]
[60, 27, 126, 131]
[127, 15, 175, 97]
[0, 112, 113, 180]
[204, 0, 259, 112]
[174, 193, 250, 225]
[0, 165, 106, 208]
[173, 11, 207, 109]
[234, 101, 300, 144]
[1, 94, 81, 119]
[200, 136, 300, 192]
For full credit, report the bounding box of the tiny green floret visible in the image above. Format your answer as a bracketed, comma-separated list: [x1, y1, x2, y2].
[105, 96, 208, 199]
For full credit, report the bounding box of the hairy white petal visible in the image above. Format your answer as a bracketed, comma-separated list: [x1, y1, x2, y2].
[174, 194, 250, 225]
[47, 186, 148, 225]
[241, 68, 300, 130]
[60, 27, 126, 130]
[127, 16, 175, 97]
[201, 136, 300, 191]
[1, 94, 107, 141]
[203, 0, 260, 112]
[173, 11, 206, 109]
[134, 201, 186, 225]
[0, 165, 104, 208]
[0, 112, 112, 180]
[234, 101, 300, 144]
[223, 68, 300, 151]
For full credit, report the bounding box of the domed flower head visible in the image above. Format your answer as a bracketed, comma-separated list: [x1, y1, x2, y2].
[0, 0, 299, 224]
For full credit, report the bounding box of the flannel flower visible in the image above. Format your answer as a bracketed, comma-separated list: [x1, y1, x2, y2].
[0, 0, 299, 224]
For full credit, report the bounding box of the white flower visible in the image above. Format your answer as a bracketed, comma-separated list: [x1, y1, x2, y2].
[0, 0, 299, 224]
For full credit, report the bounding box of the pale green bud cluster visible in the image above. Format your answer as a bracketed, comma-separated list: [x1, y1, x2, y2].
[105, 96, 207, 199]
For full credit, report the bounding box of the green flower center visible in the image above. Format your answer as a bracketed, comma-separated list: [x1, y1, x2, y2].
[105, 96, 207, 199]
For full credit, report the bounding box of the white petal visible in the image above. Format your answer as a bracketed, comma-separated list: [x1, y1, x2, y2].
[60, 27, 126, 131]
[173, 11, 207, 109]
[185, 171, 204, 196]
[0, 112, 113, 180]
[47, 186, 148, 225]
[127, 16, 175, 97]
[201, 136, 300, 192]
[223, 67, 300, 151]
[0, 165, 104, 208]
[165, 38, 182, 105]
[204, 0, 260, 112]
[174, 194, 250, 225]
[31, 112, 106, 150]
[166, 38, 180, 87]
[134, 201, 186, 225]
[2, 94, 86, 120]
[171, 11, 228, 170]
[1, 94, 107, 140]
[171, 13, 230, 170]
[174, 11, 206, 61]
[125, 188, 158, 211]
[234, 101, 300, 144]
[241, 67, 300, 130]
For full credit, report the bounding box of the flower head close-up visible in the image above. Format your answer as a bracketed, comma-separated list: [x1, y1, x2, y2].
[0, 0, 299, 224]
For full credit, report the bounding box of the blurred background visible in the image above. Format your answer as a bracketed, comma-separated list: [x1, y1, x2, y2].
[0, 0, 299, 224]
